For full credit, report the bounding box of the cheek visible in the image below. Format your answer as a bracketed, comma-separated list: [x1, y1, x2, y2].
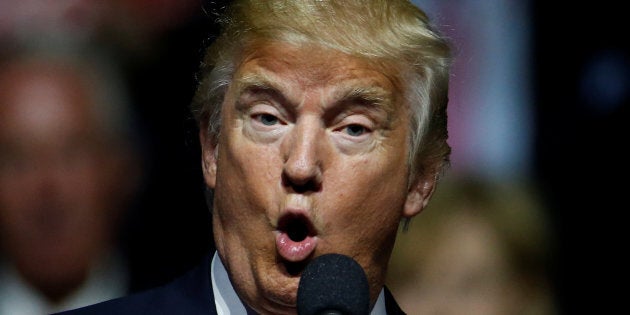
[327, 156, 409, 233]
[213, 130, 282, 224]
[348, 151, 408, 197]
[223, 138, 280, 191]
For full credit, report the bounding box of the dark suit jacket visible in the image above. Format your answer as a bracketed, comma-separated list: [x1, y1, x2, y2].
[53, 253, 406, 315]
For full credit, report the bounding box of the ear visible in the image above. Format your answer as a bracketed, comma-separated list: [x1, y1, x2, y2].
[402, 173, 437, 218]
[199, 124, 218, 189]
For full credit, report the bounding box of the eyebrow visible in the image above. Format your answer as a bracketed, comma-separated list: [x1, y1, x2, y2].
[233, 71, 397, 122]
[317, 83, 397, 130]
[337, 86, 395, 115]
[230, 72, 293, 114]
[233, 72, 286, 99]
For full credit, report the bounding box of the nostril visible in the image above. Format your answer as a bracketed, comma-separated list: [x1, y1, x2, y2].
[292, 181, 319, 194]
[281, 172, 321, 193]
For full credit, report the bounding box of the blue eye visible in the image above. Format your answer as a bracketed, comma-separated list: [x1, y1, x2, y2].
[259, 114, 279, 126]
[345, 124, 367, 136]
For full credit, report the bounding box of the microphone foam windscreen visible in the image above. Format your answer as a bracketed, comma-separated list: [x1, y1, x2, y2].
[297, 253, 370, 315]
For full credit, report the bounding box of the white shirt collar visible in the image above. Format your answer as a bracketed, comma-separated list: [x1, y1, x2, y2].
[210, 252, 387, 315]
[0, 253, 128, 315]
[211, 252, 249, 315]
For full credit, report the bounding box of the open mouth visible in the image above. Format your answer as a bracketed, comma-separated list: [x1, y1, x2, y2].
[276, 212, 318, 274]
[278, 213, 315, 242]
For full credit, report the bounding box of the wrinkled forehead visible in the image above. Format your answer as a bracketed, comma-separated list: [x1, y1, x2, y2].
[230, 41, 408, 115]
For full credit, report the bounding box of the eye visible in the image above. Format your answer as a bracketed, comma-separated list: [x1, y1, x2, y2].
[257, 113, 280, 126]
[344, 124, 368, 137]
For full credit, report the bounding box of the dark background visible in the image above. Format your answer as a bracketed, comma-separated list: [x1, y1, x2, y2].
[532, 1, 627, 313]
[112, 3, 221, 292]
[2, 0, 623, 313]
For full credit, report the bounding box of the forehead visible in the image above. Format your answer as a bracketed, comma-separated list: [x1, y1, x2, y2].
[0, 65, 94, 140]
[232, 41, 405, 110]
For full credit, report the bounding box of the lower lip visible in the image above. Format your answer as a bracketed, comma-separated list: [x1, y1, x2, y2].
[275, 232, 317, 262]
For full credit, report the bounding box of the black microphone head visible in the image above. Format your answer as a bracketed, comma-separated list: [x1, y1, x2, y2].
[297, 253, 370, 315]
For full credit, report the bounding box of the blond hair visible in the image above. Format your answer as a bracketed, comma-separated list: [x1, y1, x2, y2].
[192, 0, 452, 180]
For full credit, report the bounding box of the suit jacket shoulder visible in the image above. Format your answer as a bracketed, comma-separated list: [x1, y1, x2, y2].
[53, 255, 217, 315]
[54, 253, 405, 315]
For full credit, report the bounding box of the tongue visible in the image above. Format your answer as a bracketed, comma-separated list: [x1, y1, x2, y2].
[276, 232, 317, 262]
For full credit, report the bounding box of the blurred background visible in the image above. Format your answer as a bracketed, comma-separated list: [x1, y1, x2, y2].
[0, 0, 627, 314]
[0, 0, 219, 313]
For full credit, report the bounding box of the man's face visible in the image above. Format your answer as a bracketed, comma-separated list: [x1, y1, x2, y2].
[0, 65, 121, 291]
[201, 42, 429, 314]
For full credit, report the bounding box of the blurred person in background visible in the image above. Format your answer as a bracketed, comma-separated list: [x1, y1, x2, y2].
[387, 175, 557, 315]
[1, 0, 223, 298]
[0, 47, 141, 315]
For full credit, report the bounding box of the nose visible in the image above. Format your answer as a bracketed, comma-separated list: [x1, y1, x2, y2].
[281, 118, 324, 193]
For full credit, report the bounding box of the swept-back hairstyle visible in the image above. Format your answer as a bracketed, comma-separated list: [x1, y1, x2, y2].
[192, 0, 452, 180]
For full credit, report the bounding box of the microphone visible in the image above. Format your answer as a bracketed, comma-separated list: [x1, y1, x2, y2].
[297, 253, 370, 315]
